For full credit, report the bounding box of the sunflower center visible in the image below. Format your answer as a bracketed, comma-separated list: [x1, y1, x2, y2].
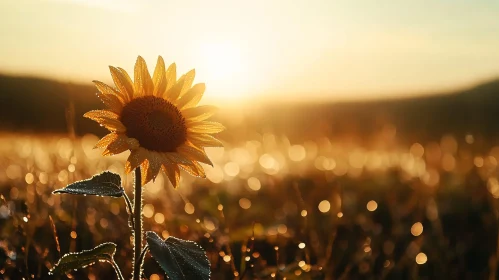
[120, 96, 187, 152]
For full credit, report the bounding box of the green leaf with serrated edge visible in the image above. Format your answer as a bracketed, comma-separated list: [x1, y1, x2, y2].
[53, 171, 123, 197]
[49, 242, 116, 275]
[146, 231, 211, 280]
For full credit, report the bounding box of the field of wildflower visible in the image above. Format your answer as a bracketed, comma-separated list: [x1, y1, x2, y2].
[1, 127, 498, 279]
[1, 0, 499, 279]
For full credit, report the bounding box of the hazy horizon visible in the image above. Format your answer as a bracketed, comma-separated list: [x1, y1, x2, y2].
[2, 70, 498, 107]
[1, 0, 499, 103]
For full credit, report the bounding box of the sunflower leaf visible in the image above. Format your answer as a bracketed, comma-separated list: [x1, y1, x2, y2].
[146, 231, 211, 280]
[53, 171, 123, 198]
[49, 242, 116, 275]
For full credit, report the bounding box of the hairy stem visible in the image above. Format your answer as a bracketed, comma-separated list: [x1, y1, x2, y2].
[110, 260, 125, 280]
[132, 168, 143, 280]
[138, 245, 150, 268]
[123, 192, 135, 229]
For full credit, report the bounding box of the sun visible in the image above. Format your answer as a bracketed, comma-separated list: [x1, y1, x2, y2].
[202, 42, 241, 82]
[195, 41, 250, 101]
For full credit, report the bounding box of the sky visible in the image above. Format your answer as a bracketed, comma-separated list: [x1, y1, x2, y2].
[1, 0, 499, 103]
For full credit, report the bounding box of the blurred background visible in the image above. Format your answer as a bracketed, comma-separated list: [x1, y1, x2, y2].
[1, 0, 499, 279]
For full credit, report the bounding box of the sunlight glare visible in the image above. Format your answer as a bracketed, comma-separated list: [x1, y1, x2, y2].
[195, 41, 250, 102]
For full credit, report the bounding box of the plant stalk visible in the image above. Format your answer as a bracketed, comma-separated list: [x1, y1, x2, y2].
[138, 245, 150, 268]
[110, 260, 125, 280]
[123, 192, 135, 229]
[132, 168, 143, 280]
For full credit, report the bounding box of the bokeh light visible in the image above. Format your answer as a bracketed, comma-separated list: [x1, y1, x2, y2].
[318, 200, 331, 213]
[416, 253, 428, 265]
[239, 198, 251, 210]
[411, 222, 424, 237]
[366, 200, 378, 212]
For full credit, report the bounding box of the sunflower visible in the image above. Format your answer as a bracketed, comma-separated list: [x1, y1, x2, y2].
[84, 56, 224, 187]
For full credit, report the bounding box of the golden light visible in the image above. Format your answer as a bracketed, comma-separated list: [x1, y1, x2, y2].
[318, 200, 331, 213]
[154, 213, 165, 224]
[204, 219, 216, 231]
[239, 198, 252, 209]
[224, 162, 240, 177]
[277, 224, 288, 234]
[410, 143, 425, 158]
[247, 177, 261, 191]
[416, 253, 428, 265]
[411, 222, 424, 236]
[289, 145, 306, 161]
[143, 204, 154, 218]
[474, 156, 484, 168]
[195, 41, 251, 101]
[25, 173, 34, 184]
[367, 200, 378, 211]
[184, 203, 195, 215]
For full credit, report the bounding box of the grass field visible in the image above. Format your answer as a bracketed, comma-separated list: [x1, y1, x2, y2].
[1, 131, 498, 279]
[2, 0, 499, 279]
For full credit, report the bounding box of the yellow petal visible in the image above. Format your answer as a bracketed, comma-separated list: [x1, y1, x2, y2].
[180, 160, 206, 178]
[187, 121, 225, 134]
[101, 119, 126, 132]
[96, 92, 123, 114]
[164, 75, 185, 102]
[128, 138, 140, 150]
[93, 80, 126, 102]
[188, 134, 224, 148]
[152, 56, 167, 97]
[162, 164, 180, 188]
[147, 151, 164, 182]
[177, 145, 213, 166]
[134, 56, 154, 96]
[84, 110, 119, 121]
[109, 66, 134, 102]
[183, 106, 218, 122]
[160, 153, 174, 166]
[139, 152, 163, 185]
[125, 148, 148, 173]
[102, 134, 131, 156]
[94, 132, 118, 149]
[176, 83, 205, 109]
[84, 113, 126, 133]
[179, 69, 195, 98]
[117, 67, 135, 101]
[165, 153, 192, 165]
[165, 63, 176, 91]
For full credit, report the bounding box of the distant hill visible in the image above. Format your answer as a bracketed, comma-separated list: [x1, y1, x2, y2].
[246, 79, 499, 144]
[1, 74, 499, 144]
[0, 75, 104, 135]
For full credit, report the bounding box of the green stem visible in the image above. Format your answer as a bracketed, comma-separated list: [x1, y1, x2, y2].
[110, 260, 125, 280]
[138, 245, 150, 267]
[132, 168, 143, 280]
[123, 192, 135, 229]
